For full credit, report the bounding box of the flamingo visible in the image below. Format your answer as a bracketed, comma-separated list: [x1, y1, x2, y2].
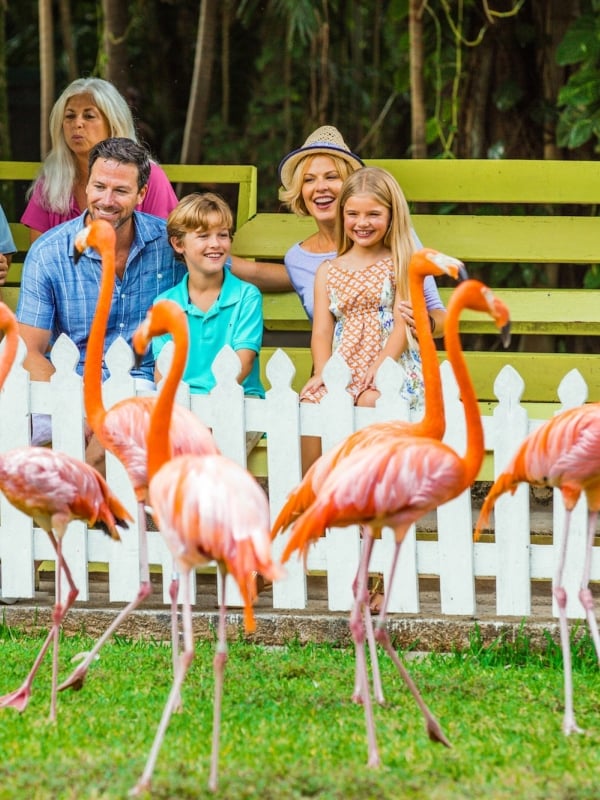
[279, 280, 511, 767]
[0, 302, 131, 721]
[271, 248, 467, 536]
[129, 300, 283, 796]
[271, 247, 466, 705]
[475, 403, 600, 735]
[58, 219, 218, 694]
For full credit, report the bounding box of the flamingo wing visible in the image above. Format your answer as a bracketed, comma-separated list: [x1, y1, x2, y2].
[476, 404, 600, 538]
[149, 453, 281, 632]
[282, 438, 465, 563]
[100, 397, 218, 498]
[0, 447, 131, 538]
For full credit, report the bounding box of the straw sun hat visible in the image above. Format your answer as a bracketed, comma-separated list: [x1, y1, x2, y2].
[278, 125, 364, 190]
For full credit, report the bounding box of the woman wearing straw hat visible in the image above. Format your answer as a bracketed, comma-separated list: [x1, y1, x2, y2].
[278, 126, 446, 337]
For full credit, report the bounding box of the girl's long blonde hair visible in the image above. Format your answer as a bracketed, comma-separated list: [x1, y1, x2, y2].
[29, 78, 139, 214]
[336, 166, 416, 305]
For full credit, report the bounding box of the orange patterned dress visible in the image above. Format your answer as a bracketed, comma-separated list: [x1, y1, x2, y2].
[305, 256, 424, 409]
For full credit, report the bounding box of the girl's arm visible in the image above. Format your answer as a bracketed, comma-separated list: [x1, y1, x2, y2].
[300, 261, 334, 397]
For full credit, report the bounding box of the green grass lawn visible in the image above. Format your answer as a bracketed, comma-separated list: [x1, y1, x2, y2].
[0, 622, 599, 799]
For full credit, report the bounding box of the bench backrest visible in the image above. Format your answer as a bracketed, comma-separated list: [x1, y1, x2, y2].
[3, 158, 599, 404]
[231, 159, 600, 404]
[1, 161, 258, 311]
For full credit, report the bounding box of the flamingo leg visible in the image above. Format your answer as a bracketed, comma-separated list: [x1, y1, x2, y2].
[0, 532, 78, 719]
[351, 530, 375, 703]
[129, 569, 195, 797]
[552, 508, 583, 735]
[371, 536, 450, 748]
[209, 570, 229, 793]
[169, 568, 182, 713]
[59, 502, 152, 693]
[578, 510, 600, 663]
[349, 532, 381, 767]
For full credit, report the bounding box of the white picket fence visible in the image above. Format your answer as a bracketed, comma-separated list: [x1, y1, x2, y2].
[0, 333, 598, 622]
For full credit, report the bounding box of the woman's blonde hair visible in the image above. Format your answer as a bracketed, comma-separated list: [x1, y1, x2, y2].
[336, 166, 416, 305]
[279, 153, 359, 217]
[167, 192, 234, 261]
[29, 78, 139, 214]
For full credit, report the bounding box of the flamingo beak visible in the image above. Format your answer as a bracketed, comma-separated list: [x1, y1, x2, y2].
[73, 227, 91, 264]
[500, 322, 511, 349]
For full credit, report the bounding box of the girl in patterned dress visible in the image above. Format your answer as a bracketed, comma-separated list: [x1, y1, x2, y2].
[300, 166, 424, 414]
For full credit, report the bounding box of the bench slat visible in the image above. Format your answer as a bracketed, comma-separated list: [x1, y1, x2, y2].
[259, 347, 600, 404]
[233, 212, 600, 264]
[261, 288, 600, 336]
[367, 158, 600, 204]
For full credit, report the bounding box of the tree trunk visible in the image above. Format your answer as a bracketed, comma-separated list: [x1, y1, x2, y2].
[409, 0, 426, 158]
[39, 0, 54, 158]
[58, 0, 78, 82]
[180, 0, 218, 165]
[102, 0, 130, 93]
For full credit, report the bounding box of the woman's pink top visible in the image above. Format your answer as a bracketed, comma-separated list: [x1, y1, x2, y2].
[21, 162, 178, 232]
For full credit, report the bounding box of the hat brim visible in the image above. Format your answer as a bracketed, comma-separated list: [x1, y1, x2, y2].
[278, 144, 364, 190]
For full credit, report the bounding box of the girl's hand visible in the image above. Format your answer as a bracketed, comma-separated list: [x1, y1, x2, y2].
[397, 299, 416, 335]
[300, 374, 325, 400]
[359, 363, 379, 393]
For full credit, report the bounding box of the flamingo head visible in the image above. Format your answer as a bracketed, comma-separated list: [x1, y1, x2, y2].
[411, 248, 468, 283]
[73, 219, 116, 263]
[453, 280, 512, 349]
[131, 299, 188, 368]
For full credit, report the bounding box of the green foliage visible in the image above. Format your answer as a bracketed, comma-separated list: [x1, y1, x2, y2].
[556, 7, 600, 151]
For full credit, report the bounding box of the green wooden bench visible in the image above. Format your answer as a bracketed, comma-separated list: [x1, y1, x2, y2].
[229, 159, 600, 411]
[3, 158, 599, 414]
[0, 161, 258, 313]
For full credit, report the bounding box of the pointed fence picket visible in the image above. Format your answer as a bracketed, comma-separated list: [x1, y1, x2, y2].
[0, 334, 598, 624]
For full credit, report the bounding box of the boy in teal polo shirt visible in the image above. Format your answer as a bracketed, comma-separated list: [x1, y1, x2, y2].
[152, 192, 265, 397]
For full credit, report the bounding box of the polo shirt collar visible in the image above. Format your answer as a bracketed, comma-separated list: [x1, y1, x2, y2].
[180, 268, 241, 317]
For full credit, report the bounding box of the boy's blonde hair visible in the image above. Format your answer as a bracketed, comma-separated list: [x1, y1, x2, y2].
[167, 192, 234, 261]
[279, 153, 358, 217]
[336, 167, 415, 305]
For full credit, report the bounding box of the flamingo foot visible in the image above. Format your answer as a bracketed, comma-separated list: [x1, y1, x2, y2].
[367, 752, 381, 769]
[563, 715, 585, 736]
[57, 664, 88, 692]
[427, 717, 452, 748]
[128, 779, 151, 797]
[0, 684, 32, 713]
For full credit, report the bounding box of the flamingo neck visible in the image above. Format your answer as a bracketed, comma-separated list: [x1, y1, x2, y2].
[147, 314, 190, 480]
[83, 245, 114, 433]
[444, 299, 484, 487]
[0, 314, 19, 388]
[410, 266, 443, 439]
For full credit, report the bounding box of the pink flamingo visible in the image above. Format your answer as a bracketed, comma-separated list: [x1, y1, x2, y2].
[129, 300, 282, 795]
[0, 303, 131, 721]
[280, 281, 511, 767]
[271, 247, 466, 704]
[59, 219, 218, 693]
[271, 249, 466, 535]
[475, 402, 600, 734]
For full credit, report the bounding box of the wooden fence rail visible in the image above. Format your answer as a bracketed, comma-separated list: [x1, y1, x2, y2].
[0, 335, 597, 622]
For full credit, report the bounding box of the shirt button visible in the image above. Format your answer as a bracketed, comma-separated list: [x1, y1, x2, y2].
[157, 273, 163, 279]
[119, 323, 124, 329]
